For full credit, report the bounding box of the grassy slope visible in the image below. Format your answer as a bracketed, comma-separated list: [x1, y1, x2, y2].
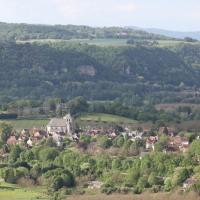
[80, 113, 137, 124]
[0, 119, 49, 130]
[0, 113, 137, 129]
[0, 182, 48, 200]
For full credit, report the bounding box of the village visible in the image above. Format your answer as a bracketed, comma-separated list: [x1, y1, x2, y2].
[4, 113, 193, 155]
[2, 113, 198, 191]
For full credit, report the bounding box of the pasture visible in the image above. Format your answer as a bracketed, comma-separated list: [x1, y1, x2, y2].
[0, 182, 48, 200]
[80, 113, 137, 124]
[0, 119, 49, 130]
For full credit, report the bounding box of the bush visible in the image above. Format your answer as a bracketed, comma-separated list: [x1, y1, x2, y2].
[137, 176, 149, 189]
[133, 186, 143, 194]
[62, 172, 75, 187]
[151, 185, 161, 193]
[164, 177, 173, 192]
[39, 147, 59, 161]
[101, 183, 117, 195]
[100, 136, 112, 149]
[51, 176, 64, 191]
[193, 182, 200, 195]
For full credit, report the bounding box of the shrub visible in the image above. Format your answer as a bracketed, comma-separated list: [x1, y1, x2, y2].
[151, 185, 161, 193]
[62, 173, 75, 187]
[51, 176, 64, 191]
[133, 186, 143, 194]
[101, 183, 117, 195]
[39, 147, 59, 161]
[100, 136, 112, 149]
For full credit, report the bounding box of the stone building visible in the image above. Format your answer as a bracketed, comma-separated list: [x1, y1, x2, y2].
[46, 114, 74, 136]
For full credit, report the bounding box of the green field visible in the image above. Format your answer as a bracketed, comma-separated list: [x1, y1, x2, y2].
[80, 113, 137, 124]
[18, 38, 200, 48]
[156, 40, 200, 47]
[0, 119, 49, 130]
[0, 182, 48, 200]
[18, 38, 129, 47]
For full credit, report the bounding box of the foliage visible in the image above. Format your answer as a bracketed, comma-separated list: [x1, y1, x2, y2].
[0, 123, 13, 144]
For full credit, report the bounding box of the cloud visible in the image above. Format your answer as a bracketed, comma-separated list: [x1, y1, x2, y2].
[54, 0, 137, 20]
[114, 3, 136, 12]
[0, 0, 199, 30]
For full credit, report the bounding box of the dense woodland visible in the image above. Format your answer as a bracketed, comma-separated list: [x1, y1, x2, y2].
[0, 40, 200, 107]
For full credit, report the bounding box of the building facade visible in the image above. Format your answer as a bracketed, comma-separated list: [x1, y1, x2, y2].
[46, 114, 74, 136]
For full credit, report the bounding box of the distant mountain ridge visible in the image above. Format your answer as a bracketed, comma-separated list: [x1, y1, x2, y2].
[127, 26, 200, 40]
[0, 21, 169, 41]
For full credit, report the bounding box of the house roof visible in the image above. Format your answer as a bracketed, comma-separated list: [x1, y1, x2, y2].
[7, 136, 18, 145]
[47, 118, 67, 127]
[184, 178, 197, 185]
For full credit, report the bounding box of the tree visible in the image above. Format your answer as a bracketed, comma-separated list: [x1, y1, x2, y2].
[189, 140, 200, 162]
[148, 172, 158, 186]
[113, 136, 124, 147]
[62, 172, 75, 187]
[0, 123, 12, 144]
[51, 176, 64, 191]
[126, 168, 140, 186]
[154, 135, 168, 152]
[137, 176, 149, 189]
[9, 145, 22, 163]
[39, 147, 59, 161]
[112, 158, 122, 170]
[164, 177, 173, 191]
[100, 136, 112, 149]
[171, 168, 189, 187]
[67, 96, 88, 115]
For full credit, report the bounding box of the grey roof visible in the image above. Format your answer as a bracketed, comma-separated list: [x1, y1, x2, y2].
[47, 118, 67, 127]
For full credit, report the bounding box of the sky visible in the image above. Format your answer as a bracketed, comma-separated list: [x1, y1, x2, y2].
[0, 0, 199, 31]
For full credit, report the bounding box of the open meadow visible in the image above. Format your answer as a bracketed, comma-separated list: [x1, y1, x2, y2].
[0, 182, 48, 200]
[0, 119, 48, 130]
[80, 113, 138, 124]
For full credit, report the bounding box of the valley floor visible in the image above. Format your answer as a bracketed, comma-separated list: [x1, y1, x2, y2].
[67, 192, 200, 200]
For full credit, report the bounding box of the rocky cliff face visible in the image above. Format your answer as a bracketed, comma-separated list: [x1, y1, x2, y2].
[77, 65, 96, 76]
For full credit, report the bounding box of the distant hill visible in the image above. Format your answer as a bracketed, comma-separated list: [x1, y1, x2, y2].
[141, 28, 200, 40]
[0, 22, 200, 106]
[0, 22, 168, 41]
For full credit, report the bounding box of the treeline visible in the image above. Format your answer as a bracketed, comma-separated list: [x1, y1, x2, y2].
[0, 113, 17, 119]
[0, 22, 168, 41]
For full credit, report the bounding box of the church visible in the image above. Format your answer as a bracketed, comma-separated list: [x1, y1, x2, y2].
[46, 114, 74, 136]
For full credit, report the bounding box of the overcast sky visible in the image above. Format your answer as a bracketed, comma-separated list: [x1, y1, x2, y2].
[0, 0, 199, 31]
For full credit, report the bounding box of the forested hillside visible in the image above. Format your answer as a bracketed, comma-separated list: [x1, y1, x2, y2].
[0, 22, 199, 106]
[0, 40, 199, 106]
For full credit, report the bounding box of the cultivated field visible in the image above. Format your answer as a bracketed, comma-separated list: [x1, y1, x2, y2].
[155, 103, 200, 111]
[17, 38, 129, 47]
[80, 113, 138, 124]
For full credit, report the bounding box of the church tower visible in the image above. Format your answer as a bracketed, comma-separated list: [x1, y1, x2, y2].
[63, 113, 74, 135]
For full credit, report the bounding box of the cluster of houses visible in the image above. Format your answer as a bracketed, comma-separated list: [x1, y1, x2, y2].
[2, 115, 200, 191]
[6, 114, 74, 147]
[145, 127, 190, 153]
[5, 115, 191, 155]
